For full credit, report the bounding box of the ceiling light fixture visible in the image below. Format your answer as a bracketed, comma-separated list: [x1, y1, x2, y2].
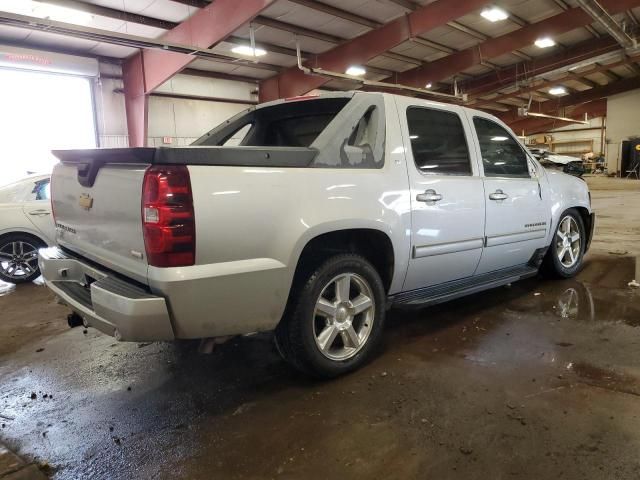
[535, 37, 556, 48]
[549, 86, 567, 95]
[425, 82, 432, 88]
[231, 45, 266, 57]
[480, 7, 509, 22]
[346, 65, 366, 76]
[2, 0, 93, 25]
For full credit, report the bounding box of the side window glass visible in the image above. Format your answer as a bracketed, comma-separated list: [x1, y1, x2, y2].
[406, 107, 471, 175]
[222, 123, 252, 146]
[36, 180, 51, 201]
[473, 117, 529, 177]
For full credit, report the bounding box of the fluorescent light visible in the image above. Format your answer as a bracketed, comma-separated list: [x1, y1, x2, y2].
[491, 136, 509, 141]
[481, 7, 509, 22]
[549, 86, 567, 96]
[535, 37, 556, 48]
[425, 83, 432, 88]
[2, 0, 93, 25]
[231, 45, 267, 57]
[409, 135, 419, 139]
[346, 65, 366, 76]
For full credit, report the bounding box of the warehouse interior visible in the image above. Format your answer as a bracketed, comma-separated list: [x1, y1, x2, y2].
[1, 0, 640, 479]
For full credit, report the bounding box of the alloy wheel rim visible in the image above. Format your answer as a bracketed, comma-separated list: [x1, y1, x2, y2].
[0, 241, 39, 279]
[313, 273, 375, 361]
[555, 216, 581, 268]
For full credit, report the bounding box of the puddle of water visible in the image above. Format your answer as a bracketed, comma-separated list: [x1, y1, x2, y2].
[570, 361, 640, 397]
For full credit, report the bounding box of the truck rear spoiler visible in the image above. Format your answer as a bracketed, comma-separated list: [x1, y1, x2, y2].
[52, 146, 318, 187]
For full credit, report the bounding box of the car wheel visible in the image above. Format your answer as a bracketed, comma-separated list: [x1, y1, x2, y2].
[275, 254, 386, 378]
[0, 234, 45, 284]
[542, 209, 586, 279]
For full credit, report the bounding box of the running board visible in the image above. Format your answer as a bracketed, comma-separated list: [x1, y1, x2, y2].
[392, 264, 539, 307]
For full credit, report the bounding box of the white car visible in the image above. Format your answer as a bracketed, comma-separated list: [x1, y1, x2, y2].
[0, 174, 55, 283]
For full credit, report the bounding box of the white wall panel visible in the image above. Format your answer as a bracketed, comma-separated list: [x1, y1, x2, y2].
[606, 88, 640, 174]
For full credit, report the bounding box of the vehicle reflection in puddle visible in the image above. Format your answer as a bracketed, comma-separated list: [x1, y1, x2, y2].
[555, 286, 583, 319]
[546, 280, 640, 326]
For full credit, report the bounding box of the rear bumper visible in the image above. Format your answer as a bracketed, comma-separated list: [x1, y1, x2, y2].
[38, 247, 174, 341]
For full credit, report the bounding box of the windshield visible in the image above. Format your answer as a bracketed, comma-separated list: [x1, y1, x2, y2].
[192, 97, 351, 147]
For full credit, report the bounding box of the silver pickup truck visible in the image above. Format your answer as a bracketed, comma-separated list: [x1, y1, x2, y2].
[39, 92, 594, 377]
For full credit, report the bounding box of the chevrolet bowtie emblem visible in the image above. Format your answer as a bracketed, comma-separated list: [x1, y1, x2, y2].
[79, 193, 93, 210]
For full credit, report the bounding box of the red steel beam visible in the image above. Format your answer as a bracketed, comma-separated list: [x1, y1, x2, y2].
[123, 0, 274, 146]
[499, 76, 640, 125]
[388, 0, 640, 89]
[142, 0, 274, 92]
[463, 37, 620, 97]
[122, 52, 148, 150]
[258, 0, 491, 102]
[471, 53, 640, 107]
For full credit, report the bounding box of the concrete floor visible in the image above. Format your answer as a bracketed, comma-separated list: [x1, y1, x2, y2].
[1, 178, 640, 479]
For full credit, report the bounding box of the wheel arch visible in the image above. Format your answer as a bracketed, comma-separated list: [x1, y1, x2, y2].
[573, 206, 594, 252]
[549, 206, 593, 253]
[290, 228, 396, 296]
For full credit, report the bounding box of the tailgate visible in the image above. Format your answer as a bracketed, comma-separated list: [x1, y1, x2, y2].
[52, 149, 154, 285]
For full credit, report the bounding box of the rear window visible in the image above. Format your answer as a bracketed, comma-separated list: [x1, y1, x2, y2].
[193, 98, 351, 147]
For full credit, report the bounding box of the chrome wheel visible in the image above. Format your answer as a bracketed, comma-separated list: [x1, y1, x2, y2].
[313, 273, 375, 361]
[0, 241, 39, 280]
[555, 216, 581, 268]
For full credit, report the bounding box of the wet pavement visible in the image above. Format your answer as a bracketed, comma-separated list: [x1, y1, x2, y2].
[1, 255, 640, 479]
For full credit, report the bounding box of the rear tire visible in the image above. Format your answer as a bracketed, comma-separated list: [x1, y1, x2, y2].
[542, 209, 585, 279]
[275, 254, 386, 378]
[0, 233, 45, 284]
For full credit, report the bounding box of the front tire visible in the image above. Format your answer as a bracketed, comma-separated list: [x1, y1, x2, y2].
[542, 209, 585, 278]
[275, 254, 386, 378]
[0, 234, 45, 284]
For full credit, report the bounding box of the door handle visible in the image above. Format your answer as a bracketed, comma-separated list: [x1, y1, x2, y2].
[28, 209, 51, 216]
[416, 189, 443, 203]
[489, 189, 508, 201]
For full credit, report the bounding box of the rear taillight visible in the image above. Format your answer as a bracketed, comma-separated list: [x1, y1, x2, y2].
[142, 165, 195, 267]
